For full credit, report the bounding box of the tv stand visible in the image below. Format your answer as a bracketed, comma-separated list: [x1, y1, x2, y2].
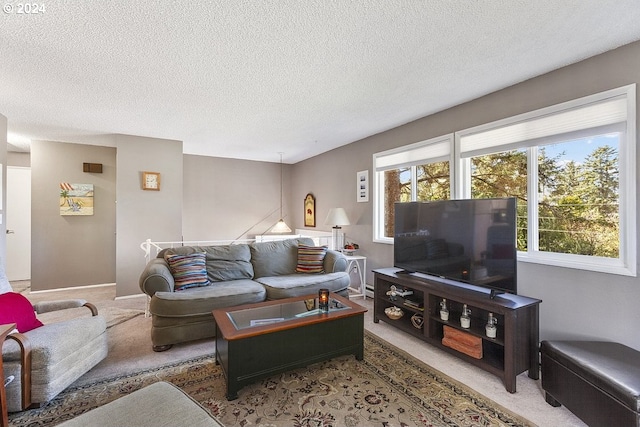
[373, 268, 541, 393]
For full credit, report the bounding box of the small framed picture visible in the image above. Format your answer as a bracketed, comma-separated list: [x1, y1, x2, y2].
[304, 193, 316, 227]
[357, 170, 369, 202]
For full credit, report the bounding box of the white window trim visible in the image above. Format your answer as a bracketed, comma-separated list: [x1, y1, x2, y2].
[373, 134, 453, 243]
[454, 84, 636, 277]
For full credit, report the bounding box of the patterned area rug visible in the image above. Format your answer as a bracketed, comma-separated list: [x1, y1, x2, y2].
[9, 331, 534, 427]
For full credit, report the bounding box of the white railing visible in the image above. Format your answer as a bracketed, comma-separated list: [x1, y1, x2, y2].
[140, 230, 335, 263]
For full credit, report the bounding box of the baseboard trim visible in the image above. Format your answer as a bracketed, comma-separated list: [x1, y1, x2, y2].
[28, 282, 116, 294]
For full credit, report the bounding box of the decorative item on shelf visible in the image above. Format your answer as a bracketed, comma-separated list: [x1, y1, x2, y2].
[485, 312, 498, 338]
[411, 313, 424, 329]
[384, 306, 404, 320]
[440, 298, 449, 321]
[318, 288, 329, 312]
[460, 304, 471, 329]
[342, 241, 359, 256]
[325, 207, 350, 251]
[386, 285, 398, 301]
[403, 298, 423, 311]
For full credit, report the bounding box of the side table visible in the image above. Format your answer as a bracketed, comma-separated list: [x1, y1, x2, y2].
[344, 255, 367, 299]
[0, 323, 17, 427]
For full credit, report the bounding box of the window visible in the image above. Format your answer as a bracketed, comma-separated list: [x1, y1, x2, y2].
[456, 85, 635, 276]
[374, 135, 452, 242]
[373, 84, 635, 276]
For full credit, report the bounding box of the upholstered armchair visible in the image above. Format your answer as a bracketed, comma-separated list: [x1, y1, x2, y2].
[1, 277, 108, 412]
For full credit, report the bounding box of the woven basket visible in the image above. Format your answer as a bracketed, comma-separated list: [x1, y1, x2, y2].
[385, 306, 404, 320]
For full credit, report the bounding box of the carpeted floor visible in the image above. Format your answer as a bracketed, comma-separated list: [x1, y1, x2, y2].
[10, 282, 586, 426]
[8, 331, 533, 427]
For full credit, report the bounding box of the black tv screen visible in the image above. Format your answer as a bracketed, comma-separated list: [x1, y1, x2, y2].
[394, 198, 517, 295]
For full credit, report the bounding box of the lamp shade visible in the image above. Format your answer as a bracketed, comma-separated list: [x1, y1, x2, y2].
[325, 208, 350, 226]
[270, 219, 292, 233]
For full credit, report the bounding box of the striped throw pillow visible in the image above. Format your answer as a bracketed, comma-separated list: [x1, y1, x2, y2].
[296, 244, 327, 274]
[165, 252, 210, 291]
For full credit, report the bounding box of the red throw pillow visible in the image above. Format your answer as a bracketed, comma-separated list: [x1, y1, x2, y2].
[0, 292, 43, 333]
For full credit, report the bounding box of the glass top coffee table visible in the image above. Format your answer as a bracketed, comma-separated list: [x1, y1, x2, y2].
[213, 293, 367, 400]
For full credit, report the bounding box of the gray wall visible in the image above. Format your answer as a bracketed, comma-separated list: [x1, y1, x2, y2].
[31, 140, 116, 290]
[292, 40, 640, 349]
[182, 155, 291, 242]
[115, 134, 183, 298]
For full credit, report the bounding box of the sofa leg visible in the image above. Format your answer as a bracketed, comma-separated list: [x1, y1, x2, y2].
[545, 392, 561, 407]
[153, 344, 173, 352]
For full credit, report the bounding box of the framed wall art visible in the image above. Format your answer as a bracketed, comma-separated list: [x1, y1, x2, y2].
[60, 183, 94, 216]
[304, 193, 316, 227]
[357, 170, 369, 202]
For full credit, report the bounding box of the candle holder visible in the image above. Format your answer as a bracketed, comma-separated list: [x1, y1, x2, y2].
[319, 288, 330, 312]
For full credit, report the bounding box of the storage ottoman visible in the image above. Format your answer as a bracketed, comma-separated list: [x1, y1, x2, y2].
[541, 340, 640, 427]
[55, 381, 223, 427]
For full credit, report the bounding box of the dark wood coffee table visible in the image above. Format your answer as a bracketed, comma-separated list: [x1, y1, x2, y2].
[213, 293, 367, 400]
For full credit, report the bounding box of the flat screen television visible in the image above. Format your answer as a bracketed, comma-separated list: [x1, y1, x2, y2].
[394, 198, 517, 297]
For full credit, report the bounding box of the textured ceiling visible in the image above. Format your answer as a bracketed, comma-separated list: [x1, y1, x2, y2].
[2, 1, 640, 163]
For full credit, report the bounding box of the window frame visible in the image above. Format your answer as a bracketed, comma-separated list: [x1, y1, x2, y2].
[454, 85, 635, 276]
[373, 134, 453, 244]
[373, 84, 636, 277]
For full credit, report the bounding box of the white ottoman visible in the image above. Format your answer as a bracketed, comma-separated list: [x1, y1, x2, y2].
[56, 381, 223, 427]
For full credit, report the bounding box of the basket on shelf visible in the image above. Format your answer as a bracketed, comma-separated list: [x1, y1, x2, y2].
[384, 306, 404, 320]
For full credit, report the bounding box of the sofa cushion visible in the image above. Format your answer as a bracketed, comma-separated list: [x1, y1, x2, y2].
[256, 272, 350, 300]
[161, 245, 254, 282]
[0, 292, 43, 332]
[295, 244, 327, 274]
[150, 279, 267, 317]
[250, 238, 315, 278]
[165, 252, 210, 291]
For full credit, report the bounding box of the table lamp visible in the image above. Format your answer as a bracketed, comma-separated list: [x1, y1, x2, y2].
[325, 208, 350, 251]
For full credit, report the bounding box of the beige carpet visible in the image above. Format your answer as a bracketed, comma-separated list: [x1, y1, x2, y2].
[16, 283, 586, 426]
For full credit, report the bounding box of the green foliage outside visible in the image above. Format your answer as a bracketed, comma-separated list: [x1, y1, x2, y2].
[471, 146, 619, 258]
[385, 144, 619, 258]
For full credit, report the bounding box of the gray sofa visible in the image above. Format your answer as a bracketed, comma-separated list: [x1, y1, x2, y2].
[139, 238, 350, 351]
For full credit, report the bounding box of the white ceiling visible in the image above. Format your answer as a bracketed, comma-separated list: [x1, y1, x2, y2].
[2, 1, 640, 164]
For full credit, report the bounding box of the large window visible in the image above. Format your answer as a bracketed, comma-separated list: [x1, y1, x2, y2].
[374, 85, 636, 276]
[374, 135, 452, 240]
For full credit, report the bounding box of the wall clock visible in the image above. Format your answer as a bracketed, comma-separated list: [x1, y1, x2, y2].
[142, 171, 161, 191]
[304, 193, 315, 227]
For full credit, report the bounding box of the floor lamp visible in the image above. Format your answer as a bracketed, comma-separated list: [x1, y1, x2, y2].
[325, 208, 350, 251]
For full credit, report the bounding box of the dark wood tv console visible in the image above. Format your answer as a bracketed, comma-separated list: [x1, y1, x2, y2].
[373, 268, 541, 393]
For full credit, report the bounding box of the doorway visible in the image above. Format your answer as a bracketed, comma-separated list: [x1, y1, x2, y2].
[6, 166, 31, 281]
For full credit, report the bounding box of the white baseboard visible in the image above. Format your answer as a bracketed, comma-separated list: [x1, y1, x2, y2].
[28, 282, 116, 294]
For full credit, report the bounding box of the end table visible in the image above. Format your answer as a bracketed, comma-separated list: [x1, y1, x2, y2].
[344, 255, 367, 299]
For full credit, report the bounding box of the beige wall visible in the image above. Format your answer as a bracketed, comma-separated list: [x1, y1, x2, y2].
[31, 140, 116, 291]
[292, 40, 640, 349]
[115, 134, 183, 298]
[182, 155, 291, 242]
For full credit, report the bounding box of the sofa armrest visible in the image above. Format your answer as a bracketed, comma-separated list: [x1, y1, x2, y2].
[324, 250, 347, 273]
[139, 258, 175, 296]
